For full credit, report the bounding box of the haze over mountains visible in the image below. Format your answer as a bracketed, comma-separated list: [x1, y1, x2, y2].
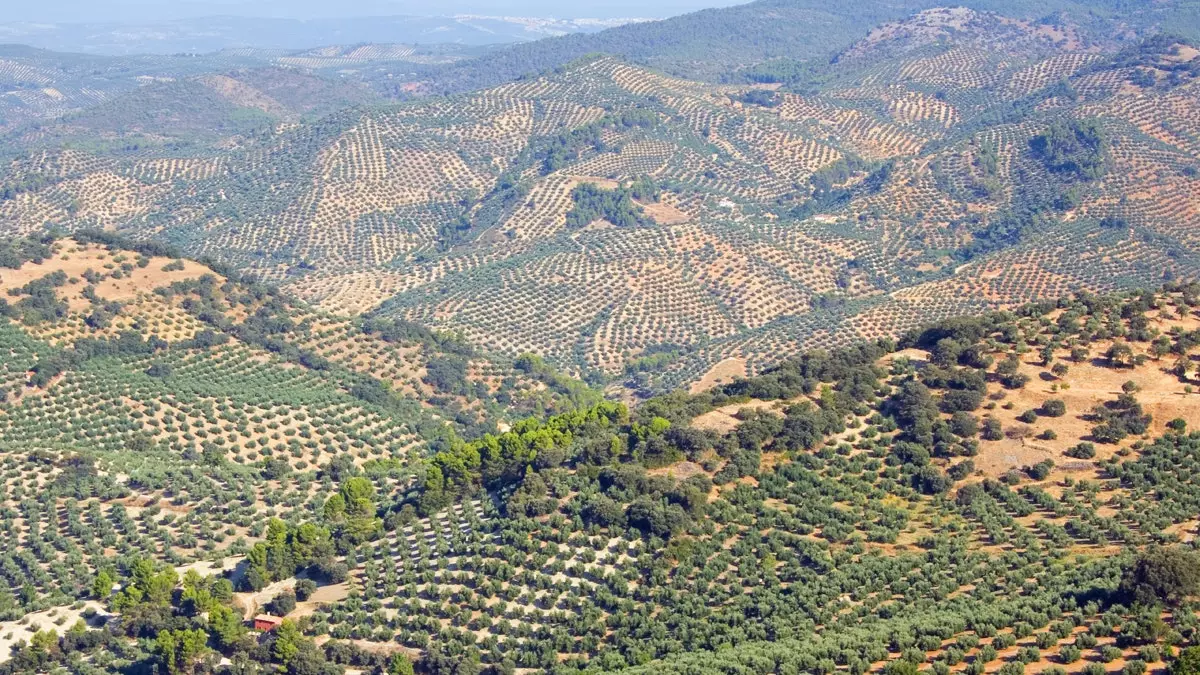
[4, 0, 738, 23]
[0, 16, 649, 56]
[0, 0, 743, 55]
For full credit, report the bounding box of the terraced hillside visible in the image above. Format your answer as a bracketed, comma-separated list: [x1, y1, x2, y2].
[5, 8, 1199, 394]
[8, 256, 1200, 674]
[0, 233, 592, 618]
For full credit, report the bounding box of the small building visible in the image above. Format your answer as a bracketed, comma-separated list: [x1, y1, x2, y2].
[253, 615, 284, 632]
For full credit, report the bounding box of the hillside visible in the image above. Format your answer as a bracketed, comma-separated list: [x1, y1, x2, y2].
[2, 232, 593, 428]
[6, 256, 1200, 673]
[376, 0, 1200, 96]
[4, 9, 1200, 393]
[0, 232, 590, 605]
[0, 233, 593, 616]
[6, 3, 1200, 674]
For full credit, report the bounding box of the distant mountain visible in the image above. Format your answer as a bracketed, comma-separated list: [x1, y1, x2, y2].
[0, 14, 649, 56]
[389, 0, 1200, 95]
[3, 0, 735, 24]
[0, 46, 393, 141]
[0, 43, 457, 135]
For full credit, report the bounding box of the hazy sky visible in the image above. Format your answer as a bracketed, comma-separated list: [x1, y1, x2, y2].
[8, 0, 749, 23]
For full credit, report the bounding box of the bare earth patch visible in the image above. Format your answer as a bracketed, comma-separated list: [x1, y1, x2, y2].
[638, 200, 691, 225]
[0, 240, 220, 313]
[690, 357, 747, 394]
[0, 602, 109, 663]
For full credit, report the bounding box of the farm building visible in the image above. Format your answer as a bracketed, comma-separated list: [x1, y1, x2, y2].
[253, 615, 284, 632]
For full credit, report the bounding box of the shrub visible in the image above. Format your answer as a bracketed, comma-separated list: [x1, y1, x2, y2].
[1027, 460, 1054, 480]
[884, 661, 919, 675]
[944, 647, 965, 666]
[1124, 660, 1147, 675]
[1171, 647, 1200, 675]
[998, 663, 1024, 675]
[1140, 645, 1161, 663]
[982, 418, 1004, 441]
[1060, 645, 1082, 663]
[950, 412, 979, 438]
[295, 579, 317, 601]
[948, 460, 975, 481]
[269, 590, 297, 616]
[1066, 442, 1096, 459]
[1017, 646, 1040, 664]
[1003, 373, 1031, 390]
[1101, 646, 1124, 663]
[1041, 399, 1067, 417]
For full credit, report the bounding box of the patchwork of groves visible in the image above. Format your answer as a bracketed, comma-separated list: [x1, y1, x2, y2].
[2, 8, 1200, 396]
[7, 4, 1200, 673]
[7, 235, 1200, 674]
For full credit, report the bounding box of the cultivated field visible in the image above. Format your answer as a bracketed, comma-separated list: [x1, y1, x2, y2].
[7, 253, 1200, 674]
[4, 10, 1199, 394]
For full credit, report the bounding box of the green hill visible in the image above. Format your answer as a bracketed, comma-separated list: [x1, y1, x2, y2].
[6, 234, 1200, 674]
